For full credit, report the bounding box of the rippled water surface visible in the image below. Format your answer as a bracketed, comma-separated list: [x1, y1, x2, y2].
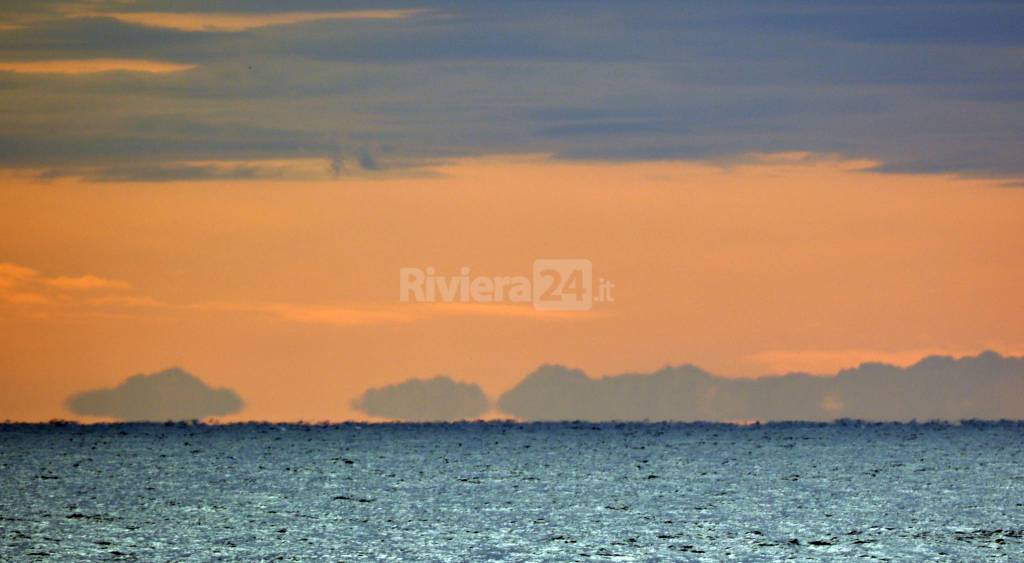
[2, 422, 1023, 561]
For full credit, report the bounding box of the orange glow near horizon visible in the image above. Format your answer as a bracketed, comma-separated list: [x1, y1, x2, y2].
[1, 154, 1022, 421]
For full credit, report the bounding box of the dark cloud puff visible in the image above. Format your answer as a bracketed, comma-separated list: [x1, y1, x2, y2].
[498, 352, 1024, 422]
[66, 368, 243, 421]
[353, 376, 489, 421]
[0, 1, 1022, 179]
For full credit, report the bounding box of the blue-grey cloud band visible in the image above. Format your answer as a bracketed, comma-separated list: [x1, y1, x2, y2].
[0, 1, 1022, 179]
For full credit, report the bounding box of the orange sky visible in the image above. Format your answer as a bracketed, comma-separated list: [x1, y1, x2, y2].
[1, 153, 1022, 421]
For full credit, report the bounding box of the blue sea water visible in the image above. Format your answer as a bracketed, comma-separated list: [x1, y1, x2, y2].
[1, 421, 1022, 561]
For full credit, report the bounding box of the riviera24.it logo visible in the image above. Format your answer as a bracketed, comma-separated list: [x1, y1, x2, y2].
[399, 259, 614, 311]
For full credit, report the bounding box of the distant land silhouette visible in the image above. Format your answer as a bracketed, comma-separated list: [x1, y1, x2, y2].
[352, 375, 489, 421]
[498, 351, 1024, 422]
[63, 352, 1024, 422]
[66, 368, 243, 421]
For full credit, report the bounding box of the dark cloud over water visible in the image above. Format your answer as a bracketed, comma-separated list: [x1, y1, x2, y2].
[353, 376, 489, 421]
[66, 368, 243, 421]
[0, 2, 1022, 178]
[498, 352, 1024, 422]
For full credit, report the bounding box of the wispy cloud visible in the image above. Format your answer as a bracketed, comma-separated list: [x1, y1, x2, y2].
[0, 263, 52, 305]
[0, 59, 195, 74]
[414, 302, 605, 321]
[83, 295, 164, 308]
[0, 261, 134, 309]
[46, 274, 131, 290]
[1, 290, 53, 305]
[64, 158, 344, 183]
[192, 301, 596, 327]
[1, 262, 598, 327]
[0, 262, 38, 287]
[194, 302, 416, 327]
[99, 10, 425, 32]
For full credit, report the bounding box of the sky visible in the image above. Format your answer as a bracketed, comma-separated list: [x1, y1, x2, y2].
[0, 1, 1022, 421]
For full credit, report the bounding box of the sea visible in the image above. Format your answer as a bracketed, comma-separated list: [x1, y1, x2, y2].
[1, 421, 1022, 561]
